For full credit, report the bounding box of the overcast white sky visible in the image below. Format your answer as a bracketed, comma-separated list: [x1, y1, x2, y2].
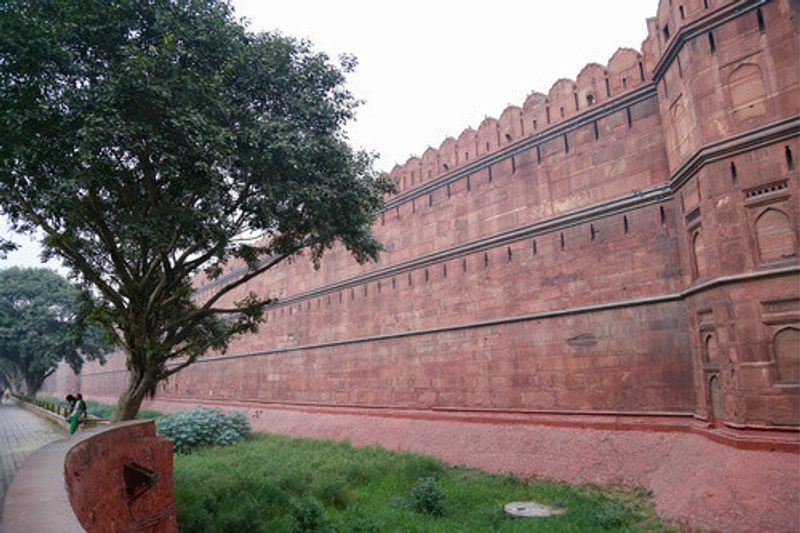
[0, 0, 659, 271]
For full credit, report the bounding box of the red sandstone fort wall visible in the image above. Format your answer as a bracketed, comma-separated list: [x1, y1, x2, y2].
[57, 0, 799, 434]
[78, 301, 694, 413]
[38, 360, 80, 397]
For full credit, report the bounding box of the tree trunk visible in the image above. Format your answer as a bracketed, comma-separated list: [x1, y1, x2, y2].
[24, 377, 37, 397]
[24, 374, 45, 398]
[0, 364, 24, 395]
[113, 368, 155, 421]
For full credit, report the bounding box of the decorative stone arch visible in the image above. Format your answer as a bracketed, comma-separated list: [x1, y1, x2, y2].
[708, 374, 725, 420]
[754, 208, 795, 262]
[691, 230, 708, 279]
[773, 327, 800, 384]
[704, 333, 719, 363]
[727, 62, 766, 120]
[669, 94, 692, 160]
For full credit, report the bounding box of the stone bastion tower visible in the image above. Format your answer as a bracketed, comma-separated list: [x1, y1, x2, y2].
[44, 1, 798, 528]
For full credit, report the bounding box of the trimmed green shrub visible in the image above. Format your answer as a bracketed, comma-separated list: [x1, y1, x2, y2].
[315, 475, 351, 509]
[348, 518, 381, 533]
[290, 494, 328, 532]
[156, 407, 250, 453]
[410, 476, 447, 517]
[136, 409, 164, 420]
[85, 401, 114, 419]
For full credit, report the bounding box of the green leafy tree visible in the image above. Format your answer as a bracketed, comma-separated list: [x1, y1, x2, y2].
[0, 267, 107, 395]
[0, 356, 24, 393]
[0, 0, 392, 420]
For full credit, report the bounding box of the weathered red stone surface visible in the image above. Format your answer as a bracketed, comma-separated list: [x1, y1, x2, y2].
[40, 0, 800, 530]
[2, 421, 175, 533]
[84, 396, 797, 533]
[65, 422, 176, 532]
[43, 0, 800, 433]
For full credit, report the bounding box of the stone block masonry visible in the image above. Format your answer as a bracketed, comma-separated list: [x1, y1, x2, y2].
[41, 1, 799, 529]
[62, 0, 800, 433]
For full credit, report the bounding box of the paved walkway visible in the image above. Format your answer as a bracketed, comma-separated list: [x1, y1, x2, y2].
[0, 399, 64, 519]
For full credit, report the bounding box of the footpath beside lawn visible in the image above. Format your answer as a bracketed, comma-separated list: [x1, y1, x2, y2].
[0, 400, 64, 519]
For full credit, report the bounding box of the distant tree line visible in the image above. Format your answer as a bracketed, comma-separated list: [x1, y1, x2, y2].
[0, 267, 107, 395]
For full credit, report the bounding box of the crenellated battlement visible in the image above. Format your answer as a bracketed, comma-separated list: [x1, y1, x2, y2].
[386, 0, 789, 202]
[387, 46, 651, 196]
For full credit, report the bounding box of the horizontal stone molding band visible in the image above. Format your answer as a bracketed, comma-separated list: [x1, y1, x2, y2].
[141, 396, 695, 419]
[669, 115, 799, 191]
[384, 114, 798, 219]
[652, 0, 771, 82]
[265, 187, 672, 308]
[84, 265, 798, 378]
[87, 395, 799, 453]
[196, 182, 668, 296]
[220, 118, 797, 307]
[194, 118, 798, 296]
[195, 95, 664, 295]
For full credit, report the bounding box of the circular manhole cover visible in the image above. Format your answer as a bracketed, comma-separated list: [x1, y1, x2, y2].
[503, 501, 564, 518]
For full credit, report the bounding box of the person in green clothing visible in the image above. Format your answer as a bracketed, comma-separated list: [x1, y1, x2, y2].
[65, 393, 87, 434]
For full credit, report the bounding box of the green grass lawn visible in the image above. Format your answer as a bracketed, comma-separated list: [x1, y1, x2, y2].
[173, 433, 671, 532]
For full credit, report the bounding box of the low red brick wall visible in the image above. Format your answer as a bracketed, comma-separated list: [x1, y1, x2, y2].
[16, 399, 108, 433]
[2, 421, 176, 533]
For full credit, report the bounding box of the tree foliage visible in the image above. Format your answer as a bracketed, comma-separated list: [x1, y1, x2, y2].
[0, 267, 107, 394]
[0, 0, 392, 419]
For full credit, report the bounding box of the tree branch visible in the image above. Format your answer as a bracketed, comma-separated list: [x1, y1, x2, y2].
[85, 190, 135, 288]
[17, 200, 126, 311]
[162, 355, 198, 378]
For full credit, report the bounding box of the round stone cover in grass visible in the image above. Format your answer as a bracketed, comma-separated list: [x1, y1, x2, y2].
[504, 501, 564, 518]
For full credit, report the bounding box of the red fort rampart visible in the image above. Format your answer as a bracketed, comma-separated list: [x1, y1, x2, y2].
[42, 1, 799, 530]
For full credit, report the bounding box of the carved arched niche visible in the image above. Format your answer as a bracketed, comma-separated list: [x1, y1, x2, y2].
[669, 94, 692, 161]
[774, 327, 800, 384]
[755, 208, 795, 262]
[704, 333, 719, 363]
[691, 231, 708, 279]
[727, 63, 767, 121]
[708, 375, 725, 420]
